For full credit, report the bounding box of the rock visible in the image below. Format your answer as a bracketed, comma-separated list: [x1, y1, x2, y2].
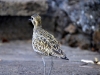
[0, 0, 53, 41]
[1, 38, 9, 43]
[93, 30, 100, 44]
[79, 43, 90, 50]
[47, 0, 100, 50]
[0, 0, 47, 16]
[93, 30, 100, 51]
[64, 33, 91, 49]
[47, 0, 100, 34]
[64, 24, 77, 34]
[51, 9, 71, 39]
[53, 9, 71, 33]
[62, 0, 100, 34]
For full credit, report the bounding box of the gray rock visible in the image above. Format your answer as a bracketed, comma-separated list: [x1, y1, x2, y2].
[47, 0, 100, 50]
[47, 0, 100, 34]
[64, 23, 77, 34]
[93, 30, 100, 51]
[64, 33, 91, 49]
[0, 0, 47, 16]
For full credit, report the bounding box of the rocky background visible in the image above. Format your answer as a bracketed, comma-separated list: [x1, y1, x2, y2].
[0, 0, 100, 51]
[47, 0, 100, 51]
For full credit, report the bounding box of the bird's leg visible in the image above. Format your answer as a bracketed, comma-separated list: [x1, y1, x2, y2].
[48, 56, 53, 75]
[42, 57, 46, 75]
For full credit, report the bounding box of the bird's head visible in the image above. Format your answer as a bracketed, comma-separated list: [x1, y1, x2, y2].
[29, 14, 42, 27]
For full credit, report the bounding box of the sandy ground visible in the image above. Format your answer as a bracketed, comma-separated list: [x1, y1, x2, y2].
[0, 40, 100, 75]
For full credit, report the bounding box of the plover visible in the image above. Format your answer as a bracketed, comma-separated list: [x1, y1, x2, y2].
[29, 14, 69, 75]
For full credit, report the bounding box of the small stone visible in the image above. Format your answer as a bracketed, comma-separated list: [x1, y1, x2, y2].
[93, 30, 100, 50]
[79, 43, 90, 50]
[64, 24, 77, 34]
[2, 38, 9, 43]
[93, 30, 100, 43]
[97, 61, 100, 65]
[65, 33, 90, 49]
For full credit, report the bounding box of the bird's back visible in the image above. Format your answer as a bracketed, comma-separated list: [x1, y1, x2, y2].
[32, 28, 67, 59]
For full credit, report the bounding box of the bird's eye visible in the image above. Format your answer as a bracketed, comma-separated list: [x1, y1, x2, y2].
[31, 17, 33, 20]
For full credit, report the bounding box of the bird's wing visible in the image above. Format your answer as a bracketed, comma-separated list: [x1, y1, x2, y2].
[47, 35, 64, 55]
[33, 35, 52, 55]
[34, 29, 63, 56]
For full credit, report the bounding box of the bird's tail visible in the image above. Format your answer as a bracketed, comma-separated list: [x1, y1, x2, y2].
[59, 49, 69, 60]
[61, 56, 69, 60]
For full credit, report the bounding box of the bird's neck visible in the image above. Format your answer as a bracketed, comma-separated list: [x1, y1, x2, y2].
[34, 25, 42, 29]
[33, 26, 42, 32]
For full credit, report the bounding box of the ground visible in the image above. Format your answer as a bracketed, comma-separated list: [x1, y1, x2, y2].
[0, 40, 100, 75]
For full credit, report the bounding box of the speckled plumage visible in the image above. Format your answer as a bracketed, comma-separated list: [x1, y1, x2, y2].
[30, 14, 68, 60]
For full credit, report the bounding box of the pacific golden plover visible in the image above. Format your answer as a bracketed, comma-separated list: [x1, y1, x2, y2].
[29, 14, 69, 75]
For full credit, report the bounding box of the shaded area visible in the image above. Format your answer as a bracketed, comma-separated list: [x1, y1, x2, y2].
[0, 16, 32, 40]
[0, 15, 53, 41]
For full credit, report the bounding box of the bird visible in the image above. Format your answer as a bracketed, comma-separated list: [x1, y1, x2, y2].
[29, 14, 69, 75]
